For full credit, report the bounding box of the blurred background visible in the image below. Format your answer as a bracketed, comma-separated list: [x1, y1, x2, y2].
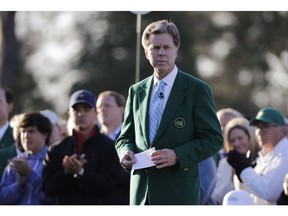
[0, 11, 287, 119]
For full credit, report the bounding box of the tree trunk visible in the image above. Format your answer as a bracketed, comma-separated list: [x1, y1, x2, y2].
[0, 11, 19, 88]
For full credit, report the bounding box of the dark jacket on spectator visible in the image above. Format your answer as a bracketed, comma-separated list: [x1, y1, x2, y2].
[42, 125, 124, 204]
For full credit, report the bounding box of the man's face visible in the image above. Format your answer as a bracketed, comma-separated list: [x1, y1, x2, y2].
[144, 32, 178, 78]
[254, 122, 284, 149]
[69, 103, 97, 132]
[96, 95, 124, 127]
[20, 126, 47, 154]
[49, 124, 62, 145]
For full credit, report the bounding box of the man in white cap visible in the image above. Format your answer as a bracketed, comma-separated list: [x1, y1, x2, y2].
[227, 107, 288, 204]
[40, 109, 66, 145]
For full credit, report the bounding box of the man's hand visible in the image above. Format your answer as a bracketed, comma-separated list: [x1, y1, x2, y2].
[9, 157, 32, 177]
[16, 173, 27, 187]
[151, 149, 177, 169]
[227, 149, 252, 182]
[9, 157, 32, 186]
[120, 150, 136, 169]
[62, 154, 87, 175]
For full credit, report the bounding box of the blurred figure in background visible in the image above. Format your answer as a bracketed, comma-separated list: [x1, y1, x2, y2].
[96, 91, 126, 141]
[0, 87, 16, 180]
[9, 113, 25, 154]
[58, 118, 69, 140]
[96, 90, 130, 205]
[203, 108, 242, 204]
[213, 108, 243, 166]
[199, 156, 217, 204]
[209, 117, 260, 204]
[40, 109, 68, 145]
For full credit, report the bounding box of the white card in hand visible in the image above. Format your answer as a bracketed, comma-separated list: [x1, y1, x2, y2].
[132, 147, 156, 170]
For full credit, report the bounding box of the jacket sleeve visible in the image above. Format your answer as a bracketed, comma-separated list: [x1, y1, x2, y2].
[115, 85, 138, 158]
[42, 144, 71, 197]
[0, 165, 25, 204]
[27, 169, 57, 204]
[174, 81, 223, 169]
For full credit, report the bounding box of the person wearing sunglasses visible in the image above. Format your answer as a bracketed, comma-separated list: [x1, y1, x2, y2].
[227, 107, 288, 204]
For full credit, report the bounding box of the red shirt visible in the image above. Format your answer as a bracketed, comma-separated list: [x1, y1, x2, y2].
[74, 127, 96, 153]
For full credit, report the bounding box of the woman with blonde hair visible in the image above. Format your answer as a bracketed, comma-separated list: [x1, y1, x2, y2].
[209, 117, 260, 204]
[223, 117, 260, 162]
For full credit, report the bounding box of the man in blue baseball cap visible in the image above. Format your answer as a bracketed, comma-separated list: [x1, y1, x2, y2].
[42, 89, 127, 204]
[227, 106, 288, 204]
[69, 89, 96, 109]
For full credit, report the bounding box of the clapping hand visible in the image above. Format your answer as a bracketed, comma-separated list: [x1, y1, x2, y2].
[9, 157, 32, 186]
[62, 154, 87, 175]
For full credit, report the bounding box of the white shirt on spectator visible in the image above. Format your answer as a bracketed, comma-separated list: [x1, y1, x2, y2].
[236, 137, 288, 204]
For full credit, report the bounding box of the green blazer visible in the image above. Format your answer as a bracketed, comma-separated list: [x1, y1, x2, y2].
[116, 70, 223, 205]
[0, 126, 16, 179]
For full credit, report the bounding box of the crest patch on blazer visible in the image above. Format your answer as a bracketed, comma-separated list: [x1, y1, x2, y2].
[174, 117, 185, 128]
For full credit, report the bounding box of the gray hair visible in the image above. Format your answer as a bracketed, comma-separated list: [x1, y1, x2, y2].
[141, 20, 181, 49]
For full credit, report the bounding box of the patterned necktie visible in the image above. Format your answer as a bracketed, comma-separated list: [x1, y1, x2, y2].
[149, 80, 166, 144]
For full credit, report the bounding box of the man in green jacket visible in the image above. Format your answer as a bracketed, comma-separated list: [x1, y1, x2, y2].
[116, 20, 223, 205]
[0, 87, 16, 180]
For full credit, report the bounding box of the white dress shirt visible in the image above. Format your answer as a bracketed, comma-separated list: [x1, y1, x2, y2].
[107, 124, 122, 141]
[237, 137, 288, 204]
[150, 65, 178, 116]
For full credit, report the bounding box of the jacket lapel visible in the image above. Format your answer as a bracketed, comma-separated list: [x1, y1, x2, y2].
[152, 71, 188, 144]
[138, 76, 154, 147]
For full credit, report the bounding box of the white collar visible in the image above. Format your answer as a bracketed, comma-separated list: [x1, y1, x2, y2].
[259, 136, 288, 158]
[153, 65, 178, 88]
[108, 123, 122, 141]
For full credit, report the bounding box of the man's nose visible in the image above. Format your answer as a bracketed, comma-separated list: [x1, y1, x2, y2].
[158, 49, 165, 56]
[76, 111, 84, 116]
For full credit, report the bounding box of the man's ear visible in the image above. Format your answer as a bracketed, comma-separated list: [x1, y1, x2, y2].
[144, 49, 149, 59]
[67, 109, 71, 118]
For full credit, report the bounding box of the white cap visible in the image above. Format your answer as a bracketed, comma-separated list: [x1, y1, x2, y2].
[40, 109, 60, 125]
[222, 190, 253, 205]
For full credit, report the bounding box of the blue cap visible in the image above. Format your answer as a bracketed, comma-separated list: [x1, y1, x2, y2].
[69, 90, 96, 108]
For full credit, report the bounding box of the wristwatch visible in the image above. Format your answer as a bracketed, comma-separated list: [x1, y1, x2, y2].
[73, 168, 84, 179]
